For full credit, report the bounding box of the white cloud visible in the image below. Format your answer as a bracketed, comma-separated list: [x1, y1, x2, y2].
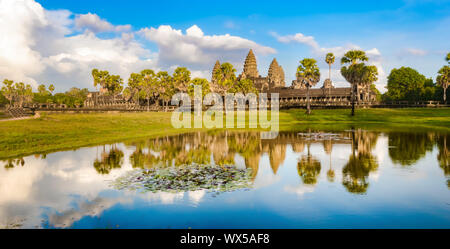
[402, 48, 428, 56]
[0, 0, 154, 91]
[270, 31, 387, 91]
[0, 0, 275, 91]
[0, 0, 47, 87]
[75, 13, 131, 33]
[139, 25, 276, 69]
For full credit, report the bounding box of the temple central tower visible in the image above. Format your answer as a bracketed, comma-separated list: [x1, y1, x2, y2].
[242, 49, 259, 78]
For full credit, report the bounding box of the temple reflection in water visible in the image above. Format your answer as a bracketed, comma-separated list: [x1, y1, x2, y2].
[82, 130, 449, 193]
[0, 129, 449, 229]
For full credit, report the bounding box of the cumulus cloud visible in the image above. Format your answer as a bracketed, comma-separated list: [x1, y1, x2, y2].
[0, 0, 47, 87]
[75, 13, 131, 33]
[0, 0, 155, 90]
[139, 25, 276, 69]
[0, 0, 275, 91]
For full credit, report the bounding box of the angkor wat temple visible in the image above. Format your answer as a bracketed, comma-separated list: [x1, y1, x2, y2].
[82, 49, 377, 110]
[211, 49, 377, 107]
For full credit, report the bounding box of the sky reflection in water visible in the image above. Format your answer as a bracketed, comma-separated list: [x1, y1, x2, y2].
[0, 130, 449, 229]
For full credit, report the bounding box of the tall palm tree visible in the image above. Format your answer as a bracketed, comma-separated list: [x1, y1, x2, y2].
[297, 58, 320, 114]
[341, 50, 369, 116]
[437, 66, 449, 104]
[325, 53, 335, 80]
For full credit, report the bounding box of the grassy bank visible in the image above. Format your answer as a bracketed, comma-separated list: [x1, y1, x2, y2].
[0, 111, 7, 120]
[0, 108, 449, 159]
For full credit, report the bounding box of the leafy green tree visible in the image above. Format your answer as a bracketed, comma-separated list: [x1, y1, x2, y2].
[188, 78, 211, 98]
[14, 82, 33, 107]
[105, 75, 123, 100]
[172, 67, 191, 93]
[325, 53, 335, 80]
[156, 71, 175, 111]
[341, 50, 368, 65]
[341, 50, 369, 116]
[140, 69, 157, 110]
[230, 79, 257, 95]
[213, 62, 237, 95]
[127, 73, 143, 106]
[1, 79, 15, 106]
[38, 84, 47, 95]
[92, 69, 110, 90]
[49, 87, 88, 107]
[0, 91, 6, 107]
[437, 65, 449, 103]
[362, 65, 378, 102]
[386, 67, 426, 101]
[419, 78, 438, 101]
[297, 58, 320, 114]
[370, 84, 382, 102]
[48, 84, 55, 95]
[446, 52, 450, 64]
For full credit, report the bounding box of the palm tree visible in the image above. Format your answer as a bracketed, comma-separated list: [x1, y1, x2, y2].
[156, 71, 174, 111]
[362, 65, 378, 103]
[172, 67, 191, 93]
[325, 53, 335, 80]
[213, 62, 237, 95]
[140, 69, 157, 111]
[297, 58, 320, 114]
[437, 65, 449, 104]
[341, 50, 369, 116]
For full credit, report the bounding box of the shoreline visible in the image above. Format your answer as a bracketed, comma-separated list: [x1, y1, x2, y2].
[0, 108, 449, 159]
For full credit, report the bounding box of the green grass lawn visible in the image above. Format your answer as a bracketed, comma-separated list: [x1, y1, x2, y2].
[0, 108, 449, 159]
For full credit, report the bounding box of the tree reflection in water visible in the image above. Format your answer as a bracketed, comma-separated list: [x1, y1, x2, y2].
[436, 134, 450, 188]
[93, 145, 124, 174]
[342, 129, 379, 194]
[323, 139, 335, 182]
[388, 132, 434, 166]
[297, 141, 321, 185]
[2, 157, 25, 170]
[84, 130, 450, 191]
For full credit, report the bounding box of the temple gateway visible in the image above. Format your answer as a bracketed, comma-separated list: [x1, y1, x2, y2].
[212, 49, 377, 107]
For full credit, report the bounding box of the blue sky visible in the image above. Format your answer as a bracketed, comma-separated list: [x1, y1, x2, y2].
[1, 0, 449, 92]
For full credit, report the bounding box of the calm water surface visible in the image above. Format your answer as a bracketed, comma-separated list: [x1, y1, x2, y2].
[1, 129, 449, 228]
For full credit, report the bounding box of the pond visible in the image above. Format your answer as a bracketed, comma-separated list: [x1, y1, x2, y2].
[0, 129, 449, 228]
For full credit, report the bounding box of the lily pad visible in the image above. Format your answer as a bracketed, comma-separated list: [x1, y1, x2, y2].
[110, 164, 253, 193]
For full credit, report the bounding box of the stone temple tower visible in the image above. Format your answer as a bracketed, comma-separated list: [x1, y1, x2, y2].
[267, 58, 286, 88]
[242, 49, 259, 79]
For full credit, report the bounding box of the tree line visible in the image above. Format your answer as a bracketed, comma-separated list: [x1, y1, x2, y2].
[296, 50, 379, 115]
[384, 53, 449, 103]
[297, 50, 449, 115]
[0, 79, 90, 108]
[91, 65, 257, 110]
